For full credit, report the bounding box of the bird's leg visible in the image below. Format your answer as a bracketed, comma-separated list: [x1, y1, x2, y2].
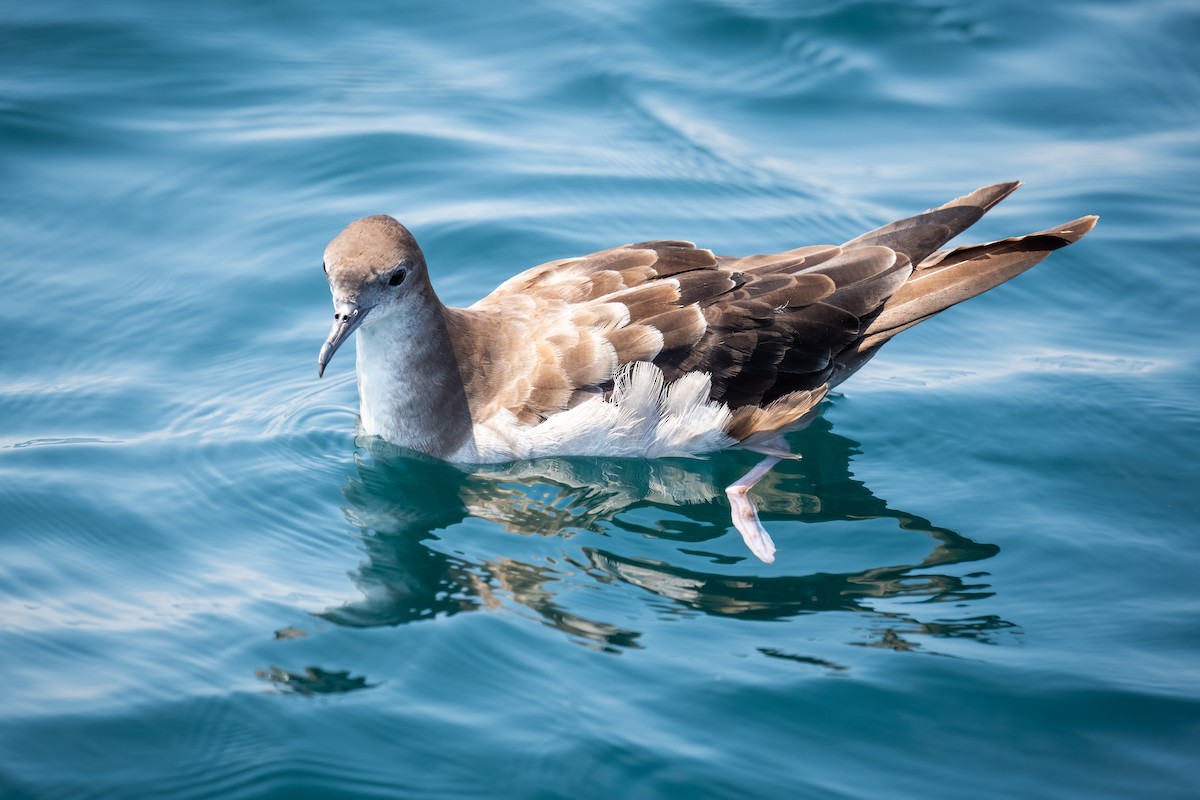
[726, 438, 795, 563]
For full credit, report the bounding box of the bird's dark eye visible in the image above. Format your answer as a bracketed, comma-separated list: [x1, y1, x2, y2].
[388, 269, 407, 287]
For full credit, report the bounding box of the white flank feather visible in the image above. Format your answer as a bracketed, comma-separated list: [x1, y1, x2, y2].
[459, 362, 736, 463]
[612, 361, 667, 453]
[657, 371, 734, 453]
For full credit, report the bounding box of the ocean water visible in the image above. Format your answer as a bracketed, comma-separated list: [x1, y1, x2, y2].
[2, 0, 1198, 797]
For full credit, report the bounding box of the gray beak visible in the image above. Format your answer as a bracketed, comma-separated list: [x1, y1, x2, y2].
[318, 304, 369, 377]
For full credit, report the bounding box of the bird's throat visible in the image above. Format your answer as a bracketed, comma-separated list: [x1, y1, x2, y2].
[354, 297, 477, 461]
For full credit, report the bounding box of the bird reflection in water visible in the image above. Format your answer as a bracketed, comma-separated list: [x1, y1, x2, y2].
[314, 415, 1018, 657]
[256, 665, 375, 696]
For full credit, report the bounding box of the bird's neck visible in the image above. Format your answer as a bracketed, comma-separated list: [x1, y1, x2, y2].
[354, 286, 477, 461]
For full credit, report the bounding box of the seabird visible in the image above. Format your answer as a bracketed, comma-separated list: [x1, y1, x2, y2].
[318, 181, 1096, 563]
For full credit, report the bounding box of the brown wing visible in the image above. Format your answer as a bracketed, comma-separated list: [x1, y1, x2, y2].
[448, 182, 1095, 441]
[452, 239, 910, 436]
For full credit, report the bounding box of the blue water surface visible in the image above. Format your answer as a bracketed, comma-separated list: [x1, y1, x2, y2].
[2, 1, 1199, 798]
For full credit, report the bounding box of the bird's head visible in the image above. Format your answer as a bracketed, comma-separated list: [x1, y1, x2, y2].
[318, 215, 428, 377]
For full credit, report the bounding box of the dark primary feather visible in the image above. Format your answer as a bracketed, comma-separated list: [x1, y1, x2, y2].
[842, 181, 1021, 264]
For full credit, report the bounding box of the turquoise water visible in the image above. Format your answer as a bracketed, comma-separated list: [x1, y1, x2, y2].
[2, 0, 1199, 797]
